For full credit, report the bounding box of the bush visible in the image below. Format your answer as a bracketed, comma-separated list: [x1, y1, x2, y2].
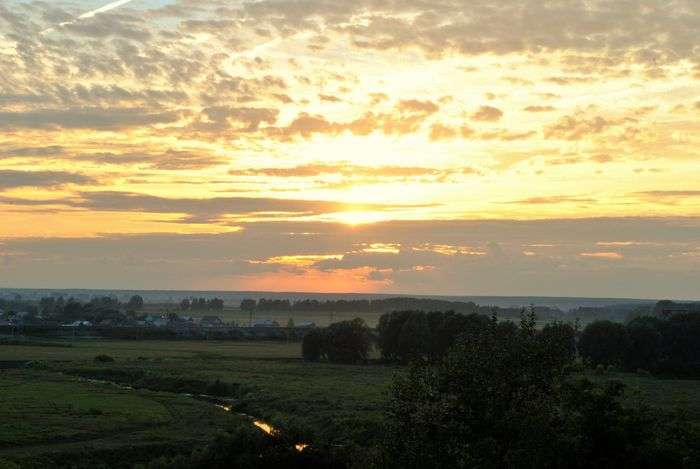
[301, 319, 372, 364]
[302, 329, 326, 362]
[94, 354, 115, 363]
[579, 321, 629, 368]
[325, 319, 372, 364]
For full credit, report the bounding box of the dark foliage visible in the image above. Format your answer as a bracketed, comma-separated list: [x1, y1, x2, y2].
[377, 310, 502, 364]
[301, 329, 326, 362]
[381, 314, 700, 468]
[579, 313, 700, 376]
[300, 318, 371, 364]
[578, 320, 630, 367]
[127, 295, 144, 310]
[139, 424, 347, 469]
[94, 354, 115, 363]
[180, 297, 225, 311]
[325, 319, 372, 364]
[240, 297, 567, 319]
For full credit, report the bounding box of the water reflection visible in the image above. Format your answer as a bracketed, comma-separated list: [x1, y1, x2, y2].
[73, 376, 310, 453]
[253, 420, 275, 435]
[218, 405, 308, 452]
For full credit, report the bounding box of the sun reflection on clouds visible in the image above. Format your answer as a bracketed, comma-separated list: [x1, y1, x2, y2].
[1, 0, 700, 295]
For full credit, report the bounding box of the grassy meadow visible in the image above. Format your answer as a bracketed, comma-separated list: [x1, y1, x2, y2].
[2, 337, 700, 467]
[0, 338, 395, 466]
[141, 303, 388, 328]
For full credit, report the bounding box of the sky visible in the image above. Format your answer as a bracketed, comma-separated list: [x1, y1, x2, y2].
[0, 0, 699, 298]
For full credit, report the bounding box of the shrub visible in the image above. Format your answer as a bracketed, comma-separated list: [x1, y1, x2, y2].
[302, 329, 326, 362]
[94, 354, 115, 363]
[579, 321, 629, 368]
[325, 318, 372, 364]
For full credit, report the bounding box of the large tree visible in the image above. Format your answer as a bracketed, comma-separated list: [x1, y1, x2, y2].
[578, 320, 630, 367]
[381, 315, 700, 468]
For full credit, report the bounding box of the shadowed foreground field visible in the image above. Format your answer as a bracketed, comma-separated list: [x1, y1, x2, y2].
[2, 338, 700, 467]
[0, 339, 393, 466]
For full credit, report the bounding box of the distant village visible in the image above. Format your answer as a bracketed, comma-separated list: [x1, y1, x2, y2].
[0, 294, 317, 338]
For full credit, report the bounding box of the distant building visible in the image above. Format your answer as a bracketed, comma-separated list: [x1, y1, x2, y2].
[252, 319, 279, 328]
[200, 316, 224, 327]
[150, 318, 169, 327]
[296, 320, 316, 328]
[62, 320, 92, 327]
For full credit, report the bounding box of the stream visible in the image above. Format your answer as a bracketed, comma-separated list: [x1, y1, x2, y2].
[70, 375, 309, 452]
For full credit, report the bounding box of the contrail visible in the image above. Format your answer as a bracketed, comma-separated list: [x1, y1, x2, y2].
[41, 0, 137, 35]
[73, 0, 137, 20]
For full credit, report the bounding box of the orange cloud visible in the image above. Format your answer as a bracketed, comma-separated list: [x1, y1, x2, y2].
[580, 252, 623, 260]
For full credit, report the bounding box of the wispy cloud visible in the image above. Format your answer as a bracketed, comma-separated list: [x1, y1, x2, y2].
[42, 0, 137, 34]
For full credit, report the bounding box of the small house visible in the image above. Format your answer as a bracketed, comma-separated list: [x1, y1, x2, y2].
[200, 316, 224, 327]
[252, 319, 279, 328]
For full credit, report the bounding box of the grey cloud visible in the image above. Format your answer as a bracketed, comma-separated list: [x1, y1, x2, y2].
[0, 107, 183, 130]
[226, 0, 700, 74]
[24, 191, 426, 223]
[61, 13, 152, 42]
[73, 149, 228, 170]
[0, 170, 95, 190]
[1, 217, 698, 298]
[0, 145, 65, 158]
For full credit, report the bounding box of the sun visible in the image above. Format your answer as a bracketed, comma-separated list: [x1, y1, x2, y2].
[332, 211, 387, 226]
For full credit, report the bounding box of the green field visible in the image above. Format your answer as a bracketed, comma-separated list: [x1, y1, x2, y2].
[142, 303, 386, 328]
[0, 338, 395, 466]
[2, 338, 700, 467]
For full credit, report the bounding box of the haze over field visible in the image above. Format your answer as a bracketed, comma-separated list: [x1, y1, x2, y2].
[1, 1, 699, 297]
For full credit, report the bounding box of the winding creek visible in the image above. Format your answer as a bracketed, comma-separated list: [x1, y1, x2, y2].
[69, 374, 309, 452]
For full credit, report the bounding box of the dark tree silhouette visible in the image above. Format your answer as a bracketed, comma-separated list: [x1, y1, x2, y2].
[578, 320, 629, 367]
[301, 329, 326, 362]
[127, 295, 144, 310]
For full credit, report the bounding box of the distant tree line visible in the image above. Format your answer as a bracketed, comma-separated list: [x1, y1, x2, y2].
[32, 296, 141, 324]
[579, 313, 700, 377]
[242, 297, 566, 319]
[375, 309, 576, 366]
[180, 298, 224, 311]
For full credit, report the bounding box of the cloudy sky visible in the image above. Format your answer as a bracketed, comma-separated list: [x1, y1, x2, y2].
[1, 0, 699, 298]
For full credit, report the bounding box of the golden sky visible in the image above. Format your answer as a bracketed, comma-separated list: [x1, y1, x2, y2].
[1, 0, 699, 297]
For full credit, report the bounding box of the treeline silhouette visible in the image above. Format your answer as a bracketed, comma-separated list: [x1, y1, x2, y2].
[379, 310, 700, 468]
[243, 297, 566, 318]
[375, 309, 576, 365]
[180, 297, 224, 311]
[37, 296, 135, 323]
[580, 313, 700, 377]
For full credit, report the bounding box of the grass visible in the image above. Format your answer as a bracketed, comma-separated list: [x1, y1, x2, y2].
[2, 339, 700, 466]
[595, 371, 700, 422]
[0, 338, 302, 361]
[0, 371, 170, 447]
[41, 339, 394, 444]
[0, 368, 243, 468]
